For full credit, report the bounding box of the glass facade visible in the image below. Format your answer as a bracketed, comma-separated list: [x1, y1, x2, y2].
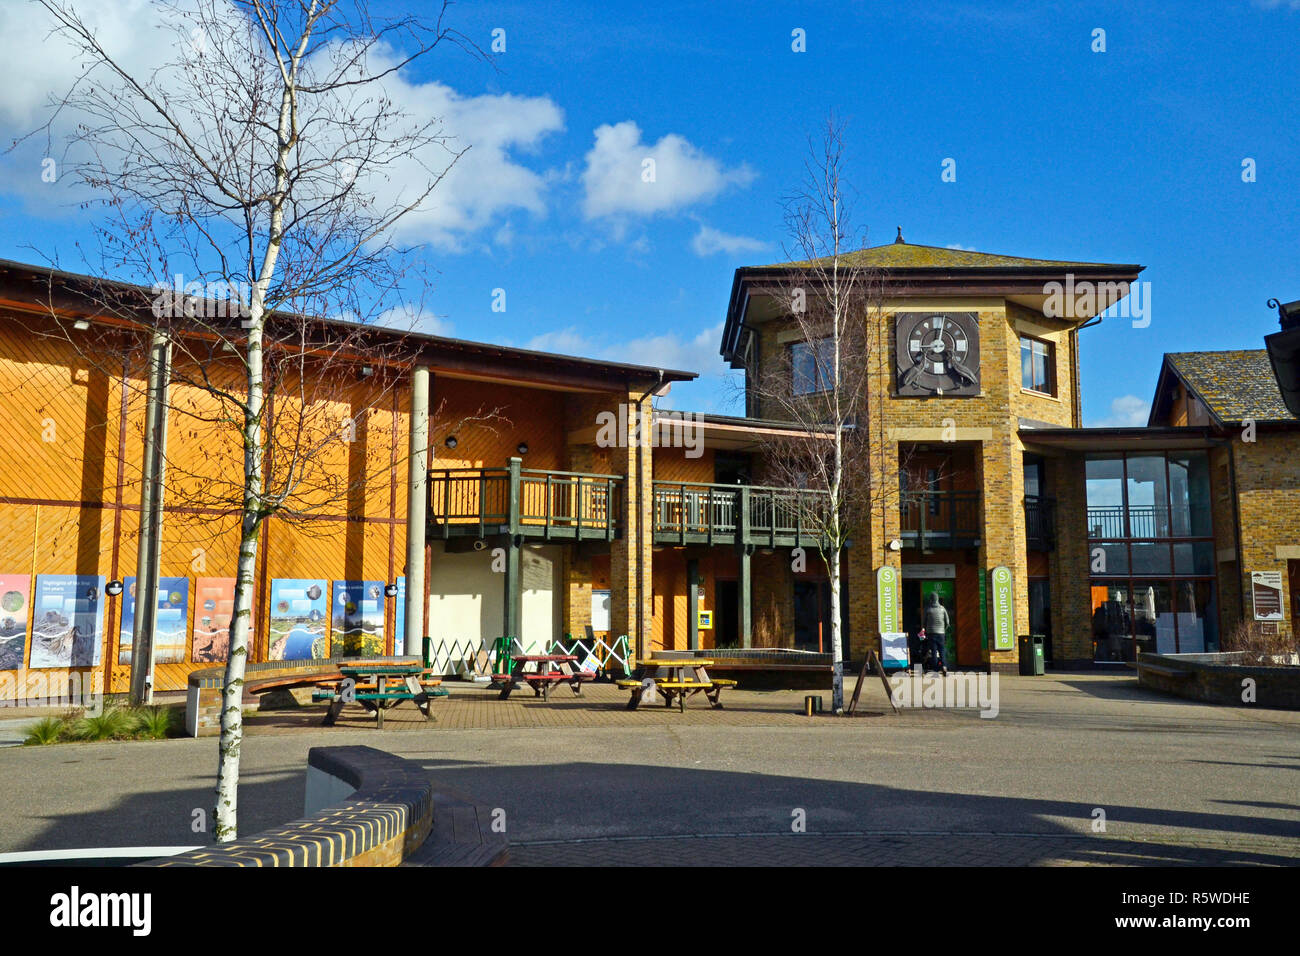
[1086, 451, 1218, 660]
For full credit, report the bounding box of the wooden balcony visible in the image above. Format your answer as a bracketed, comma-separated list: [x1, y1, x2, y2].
[652, 482, 828, 548]
[428, 461, 623, 542]
[899, 490, 981, 550]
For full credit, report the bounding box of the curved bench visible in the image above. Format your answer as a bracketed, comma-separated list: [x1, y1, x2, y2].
[145, 746, 507, 867]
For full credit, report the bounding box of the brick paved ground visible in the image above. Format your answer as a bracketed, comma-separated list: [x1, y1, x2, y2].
[510, 833, 1300, 866]
[2, 673, 1298, 866]
[240, 680, 890, 732]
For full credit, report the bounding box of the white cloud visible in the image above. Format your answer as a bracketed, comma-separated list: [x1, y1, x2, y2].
[376, 305, 454, 338]
[525, 321, 726, 378]
[1088, 394, 1151, 427]
[581, 121, 755, 221]
[0, 2, 563, 250]
[691, 225, 767, 258]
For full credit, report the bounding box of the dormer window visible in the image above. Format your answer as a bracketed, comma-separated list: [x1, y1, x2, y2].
[1020, 335, 1055, 395]
[791, 337, 834, 396]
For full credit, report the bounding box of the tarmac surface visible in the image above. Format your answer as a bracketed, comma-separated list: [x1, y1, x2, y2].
[1, 673, 1297, 866]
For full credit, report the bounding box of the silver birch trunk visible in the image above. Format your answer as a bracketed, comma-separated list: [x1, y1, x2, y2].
[213, 76, 292, 842]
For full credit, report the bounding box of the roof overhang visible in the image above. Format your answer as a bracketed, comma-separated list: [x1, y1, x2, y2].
[1019, 424, 1221, 455]
[721, 262, 1145, 367]
[0, 259, 695, 394]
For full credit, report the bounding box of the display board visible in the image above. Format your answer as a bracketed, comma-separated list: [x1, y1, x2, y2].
[192, 577, 236, 662]
[0, 574, 30, 670]
[118, 576, 190, 665]
[268, 579, 328, 660]
[331, 580, 385, 657]
[30, 575, 106, 668]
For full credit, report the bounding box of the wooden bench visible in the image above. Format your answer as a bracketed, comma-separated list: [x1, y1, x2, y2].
[619, 675, 737, 711]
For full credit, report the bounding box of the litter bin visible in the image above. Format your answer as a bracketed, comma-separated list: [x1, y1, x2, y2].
[1018, 634, 1045, 676]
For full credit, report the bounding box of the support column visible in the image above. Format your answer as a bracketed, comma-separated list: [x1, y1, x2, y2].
[687, 558, 699, 651]
[129, 331, 170, 705]
[609, 394, 653, 662]
[403, 365, 429, 659]
[503, 457, 524, 645]
[979, 434, 1030, 671]
[738, 545, 752, 648]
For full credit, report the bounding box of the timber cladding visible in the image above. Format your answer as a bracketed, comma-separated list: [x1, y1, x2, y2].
[0, 309, 414, 699]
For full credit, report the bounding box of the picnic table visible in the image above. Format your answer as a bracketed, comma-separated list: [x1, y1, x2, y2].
[313, 660, 448, 729]
[493, 654, 595, 700]
[616, 658, 737, 712]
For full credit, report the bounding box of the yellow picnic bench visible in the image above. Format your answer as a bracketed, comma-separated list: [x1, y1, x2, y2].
[617, 658, 737, 711]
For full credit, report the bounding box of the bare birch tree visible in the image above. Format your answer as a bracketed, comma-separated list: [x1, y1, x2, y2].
[746, 118, 907, 712]
[28, 0, 483, 840]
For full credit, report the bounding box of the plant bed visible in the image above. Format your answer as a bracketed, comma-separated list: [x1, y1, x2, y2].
[21, 704, 185, 745]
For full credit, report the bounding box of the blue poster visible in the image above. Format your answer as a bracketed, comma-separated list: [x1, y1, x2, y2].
[268, 579, 328, 660]
[30, 574, 106, 668]
[118, 576, 190, 665]
[394, 577, 406, 656]
[330, 580, 385, 657]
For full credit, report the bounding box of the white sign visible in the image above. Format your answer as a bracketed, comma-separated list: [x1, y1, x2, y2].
[901, 564, 956, 580]
[1251, 571, 1284, 621]
[879, 631, 909, 666]
[591, 589, 611, 632]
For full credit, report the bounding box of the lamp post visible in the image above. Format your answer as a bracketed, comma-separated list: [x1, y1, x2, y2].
[1264, 297, 1300, 418]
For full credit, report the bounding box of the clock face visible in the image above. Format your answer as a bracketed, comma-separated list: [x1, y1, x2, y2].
[895, 312, 981, 396]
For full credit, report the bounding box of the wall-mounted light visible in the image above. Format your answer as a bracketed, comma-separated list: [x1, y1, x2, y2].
[444, 436, 458, 449]
[516, 442, 529, 456]
[72, 320, 90, 331]
[360, 366, 374, 378]
[384, 583, 399, 598]
[105, 580, 124, 597]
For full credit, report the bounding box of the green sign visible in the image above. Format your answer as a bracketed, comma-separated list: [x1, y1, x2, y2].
[990, 566, 1015, 651]
[876, 566, 899, 633]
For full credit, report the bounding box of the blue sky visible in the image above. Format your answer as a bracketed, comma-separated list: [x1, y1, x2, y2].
[1, 0, 1297, 424]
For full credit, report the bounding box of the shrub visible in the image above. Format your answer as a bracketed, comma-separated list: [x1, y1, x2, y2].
[71, 705, 136, 741]
[22, 716, 67, 746]
[1222, 620, 1300, 666]
[132, 704, 180, 740]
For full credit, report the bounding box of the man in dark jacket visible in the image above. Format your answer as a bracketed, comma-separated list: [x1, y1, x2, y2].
[923, 591, 950, 675]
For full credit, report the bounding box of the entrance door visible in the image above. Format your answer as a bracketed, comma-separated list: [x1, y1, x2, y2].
[903, 578, 957, 666]
[714, 579, 738, 649]
[793, 580, 830, 651]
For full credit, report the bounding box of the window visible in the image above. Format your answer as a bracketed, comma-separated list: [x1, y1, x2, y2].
[1020, 335, 1054, 394]
[1085, 451, 1218, 660]
[791, 337, 834, 396]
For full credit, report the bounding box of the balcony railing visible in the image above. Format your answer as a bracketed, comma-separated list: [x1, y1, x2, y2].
[1025, 495, 1056, 550]
[899, 490, 981, 550]
[1087, 505, 1168, 539]
[652, 481, 828, 547]
[428, 464, 623, 541]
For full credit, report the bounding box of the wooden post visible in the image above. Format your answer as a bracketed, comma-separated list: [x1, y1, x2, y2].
[504, 457, 523, 647]
[687, 558, 700, 651]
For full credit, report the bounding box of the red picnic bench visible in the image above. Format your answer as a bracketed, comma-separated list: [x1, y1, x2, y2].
[494, 654, 595, 700]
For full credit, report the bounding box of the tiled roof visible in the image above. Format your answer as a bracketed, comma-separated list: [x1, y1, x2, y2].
[1167, 350, 1297, 424]
[749, 241, 1123, 271]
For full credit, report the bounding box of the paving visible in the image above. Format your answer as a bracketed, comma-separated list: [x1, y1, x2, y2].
[0, 673, 1297, 866]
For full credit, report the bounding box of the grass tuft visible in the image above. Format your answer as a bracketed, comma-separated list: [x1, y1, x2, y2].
[71, 705, 136, 741]
[22, 716, 67, 746]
